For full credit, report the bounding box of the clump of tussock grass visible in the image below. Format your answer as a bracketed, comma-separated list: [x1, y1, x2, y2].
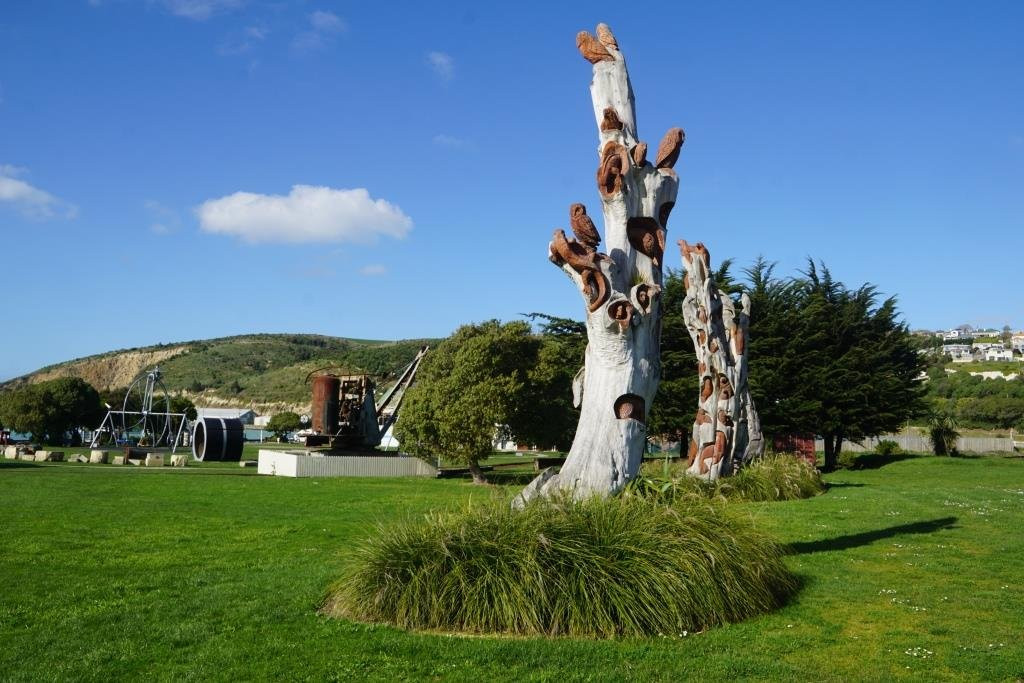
[322, 495, 797, 638]
[628, 453, 824, 504]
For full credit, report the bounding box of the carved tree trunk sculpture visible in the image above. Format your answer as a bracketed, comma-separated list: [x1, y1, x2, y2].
[678, 241, 764, 480]
[516, 24, 680, 504]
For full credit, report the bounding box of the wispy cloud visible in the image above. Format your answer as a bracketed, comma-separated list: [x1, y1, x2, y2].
[219, 25, 268, 55]
[293, 10, 346, 52]
[427, 51, 454, 81]
[359, 264, 388, 276]
[433, 134, 468, 148]
[196, 185, 412, 244]
[160, 0, 244, 21]
[0, 165, 77, 220]
[144, 199, 181, 235]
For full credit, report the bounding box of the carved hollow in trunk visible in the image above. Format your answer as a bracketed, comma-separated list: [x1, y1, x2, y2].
[606, 299, 634, 331]
[597, 141, 629, 197]
[614, 394, 646, 423]
[600, 107, 624, 131]
[658, 201, 674, 229]
[626, 217, 665, 266]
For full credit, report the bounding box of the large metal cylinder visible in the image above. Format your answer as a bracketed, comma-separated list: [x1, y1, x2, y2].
[192, 417, 244, 462]
[311, 375, 340, 435]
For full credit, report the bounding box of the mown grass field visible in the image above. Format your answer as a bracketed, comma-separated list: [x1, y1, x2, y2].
[1, 454, 1022, 681]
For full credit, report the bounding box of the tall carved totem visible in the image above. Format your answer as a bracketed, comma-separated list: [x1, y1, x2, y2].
[517, 24, 680, 503]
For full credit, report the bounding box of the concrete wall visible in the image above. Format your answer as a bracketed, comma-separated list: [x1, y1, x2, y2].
[813, 434, 1015, 454]
[257, 450, 437, 477]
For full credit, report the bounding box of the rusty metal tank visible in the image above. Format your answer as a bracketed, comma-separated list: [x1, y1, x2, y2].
[311, 375, 340, 435]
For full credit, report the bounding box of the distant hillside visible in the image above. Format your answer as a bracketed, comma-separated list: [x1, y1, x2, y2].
[0, 334, 439, 414]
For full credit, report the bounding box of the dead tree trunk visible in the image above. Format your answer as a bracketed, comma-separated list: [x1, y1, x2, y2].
[516, 24, 680, 504]
[678, 241, 764, 480]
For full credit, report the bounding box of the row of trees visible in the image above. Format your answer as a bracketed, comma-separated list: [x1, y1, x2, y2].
[396, 258, 927, 479]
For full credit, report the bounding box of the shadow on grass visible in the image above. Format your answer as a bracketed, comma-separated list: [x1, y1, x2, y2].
[826, 482, 866, 489]
[788, 516, 958, 555]
[0, 461, 42, 469]
[841, 452, 920, 470]
[484, 470, 538, 486]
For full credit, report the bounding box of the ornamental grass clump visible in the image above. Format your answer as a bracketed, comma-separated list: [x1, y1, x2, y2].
[628, 453, 824, 504]
[323, 495, 797, 638]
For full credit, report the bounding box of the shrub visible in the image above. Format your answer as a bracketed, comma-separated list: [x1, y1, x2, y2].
[928, 412, 960, 456]
[875, 439, 901, 456]
[628, 453, 824, 504]
[324, 495, 798, 638]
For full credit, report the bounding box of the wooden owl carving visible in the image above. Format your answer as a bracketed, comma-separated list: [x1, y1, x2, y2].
[655, 127, 685, 169]
[569, 203, 601, 249]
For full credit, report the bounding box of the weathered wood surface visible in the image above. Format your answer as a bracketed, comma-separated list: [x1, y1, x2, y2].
[517, 24, 681, 504]
[678, 242, 764, 480]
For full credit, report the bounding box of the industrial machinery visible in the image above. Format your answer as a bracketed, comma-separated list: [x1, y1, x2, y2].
[90, 366, 189, 452]
[303, 345, 428, 451]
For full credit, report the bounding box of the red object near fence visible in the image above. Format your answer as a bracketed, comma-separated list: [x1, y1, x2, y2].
[772, 434, 816, 465]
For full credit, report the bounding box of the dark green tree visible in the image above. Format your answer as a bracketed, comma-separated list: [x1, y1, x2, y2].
[0, 377, 102, 445]
[396, 320, 541, 483]
[267, 411, 302, 440]
[519, 313, 586, 451]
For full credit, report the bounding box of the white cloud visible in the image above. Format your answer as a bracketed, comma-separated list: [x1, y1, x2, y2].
[427, 51, 454, 81]
[359, 264, 388, 276]
[196, 185, 412, 244]
[433, 134, 468, 148]
[161, 0, 243, 21]
[0, 165, 77, 220]
[150, 223, 171, 234]
[293, 10, 346, 52]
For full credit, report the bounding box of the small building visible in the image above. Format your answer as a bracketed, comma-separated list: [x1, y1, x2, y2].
[984, 348, 1013, 362]
[195, 407, 257, 425]
[943, 344, 973, 362]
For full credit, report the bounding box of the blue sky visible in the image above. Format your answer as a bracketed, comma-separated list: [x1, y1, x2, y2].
[1, 0, 1022, 381]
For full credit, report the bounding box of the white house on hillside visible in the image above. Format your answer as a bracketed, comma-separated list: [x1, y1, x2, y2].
[984, 348, 1013, 362]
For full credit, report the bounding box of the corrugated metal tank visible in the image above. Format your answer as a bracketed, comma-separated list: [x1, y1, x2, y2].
[311, 375, 340, 435]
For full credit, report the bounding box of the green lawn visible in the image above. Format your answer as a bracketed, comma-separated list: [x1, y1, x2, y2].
[1, 455, 1022, 681]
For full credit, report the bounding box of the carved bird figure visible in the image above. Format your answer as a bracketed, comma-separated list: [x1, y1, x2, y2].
[569, 203, 601, 249]
[631, 142, 648, 167]
[596, 23, 618, 50]
[655, 127, 685, 169]
[577, 30, 614, 63]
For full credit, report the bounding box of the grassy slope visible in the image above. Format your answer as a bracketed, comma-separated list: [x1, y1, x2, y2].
[0, 456, 1021, 681]
[2, 334, 438, 406]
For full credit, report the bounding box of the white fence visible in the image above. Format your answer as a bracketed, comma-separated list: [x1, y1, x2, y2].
[813, 434, 1015, 454]
[257, 450, 438, 478]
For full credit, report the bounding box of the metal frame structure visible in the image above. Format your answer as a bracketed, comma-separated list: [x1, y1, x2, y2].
[90, 366, 189, 453]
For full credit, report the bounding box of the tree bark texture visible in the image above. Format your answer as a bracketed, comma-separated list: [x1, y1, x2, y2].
[516, 24, 680, 505]
[679, 242, 764, 480]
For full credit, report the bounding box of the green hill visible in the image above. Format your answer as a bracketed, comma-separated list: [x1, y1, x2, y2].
[0, 333, 439, 412]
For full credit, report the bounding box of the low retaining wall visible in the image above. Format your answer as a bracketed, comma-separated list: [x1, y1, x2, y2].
[257, 450, 438, 478]
[813, 434, 1015, 454]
